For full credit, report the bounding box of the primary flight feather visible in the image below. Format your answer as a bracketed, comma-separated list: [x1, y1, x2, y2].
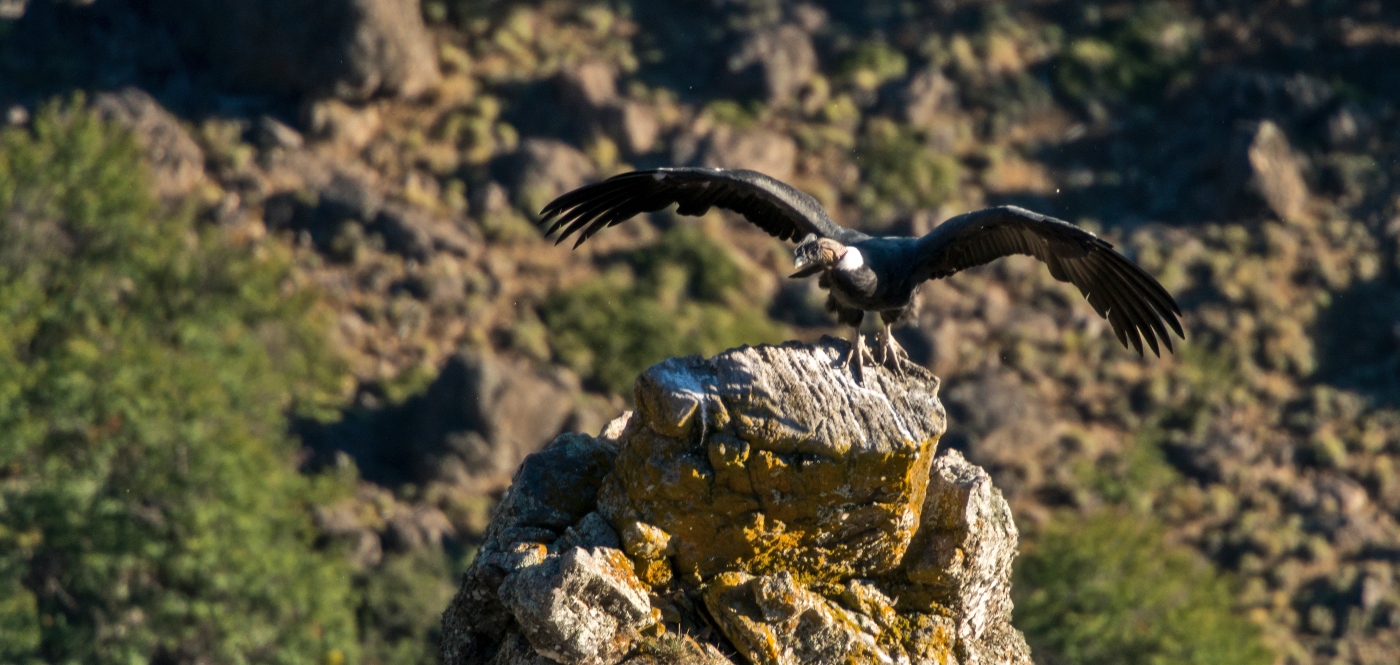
[540, 166, 1183, 381]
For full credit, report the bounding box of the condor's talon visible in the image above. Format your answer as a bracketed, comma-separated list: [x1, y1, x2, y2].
[877, 325, 910, 377]
[846, 328, 874, 383]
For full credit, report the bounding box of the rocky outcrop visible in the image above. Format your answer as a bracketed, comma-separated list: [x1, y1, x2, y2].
[553, 61, 661, 157]
[902, 69, 959, 132]
[726, 25, 818, 107]
[441, 339, 1032, 665]
[300, 349, 603, 494]
[1244, 120, 1311, 224]
[148, 0, 440, 100]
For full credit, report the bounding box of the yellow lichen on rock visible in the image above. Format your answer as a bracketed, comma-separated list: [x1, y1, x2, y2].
[702, 570, 895, 665]
[599, 341, 947, 585]
[442, 340, 1032, 665]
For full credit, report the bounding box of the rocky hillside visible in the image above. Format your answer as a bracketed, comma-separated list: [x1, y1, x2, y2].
[6, 1, 1400, 663]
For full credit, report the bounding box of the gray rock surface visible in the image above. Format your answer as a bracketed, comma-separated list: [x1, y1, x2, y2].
[500, 546, 657, 665]
[441, 340, 1032, 665]
[93, 88, 205, 200]
[149, 0, 440, 100]
[1245, 120, 1311, 223]
[892, 451, 1024, 655]
[602, 342, 945, 586]
[727, 25, 818, 106]
[604, 102, 661, 156]
[513, 139, 598, 215]
[559, 60, 621, 109]
[903, 69, 959, 131]
[700, 126, 797, 183]
[703, 570, 896, 665]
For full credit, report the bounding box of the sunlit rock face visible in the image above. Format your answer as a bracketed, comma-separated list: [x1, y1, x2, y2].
[440, 339, 1032, 665]
[600, 341, 946, 586]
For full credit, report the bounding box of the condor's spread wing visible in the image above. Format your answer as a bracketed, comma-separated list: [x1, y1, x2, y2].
[916, 205, 1184, 356]
[539, 167, 869, 247]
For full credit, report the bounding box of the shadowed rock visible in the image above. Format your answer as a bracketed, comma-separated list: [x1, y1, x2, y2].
[441, 339, 1031, 665]
[726, 25, 818, 106]
[148, 0, 440, 100]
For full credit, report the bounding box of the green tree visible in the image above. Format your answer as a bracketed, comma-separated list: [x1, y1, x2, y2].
[358, 549, 456, 665]
[1015, 508, 1272, 665]
[0, 98, 358, 663]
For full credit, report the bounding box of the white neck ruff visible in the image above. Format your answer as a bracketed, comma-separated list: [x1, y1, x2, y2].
[837, 247, 865, 271]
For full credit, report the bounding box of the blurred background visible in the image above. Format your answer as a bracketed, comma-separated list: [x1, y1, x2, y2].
[1, 0, 1399, 663]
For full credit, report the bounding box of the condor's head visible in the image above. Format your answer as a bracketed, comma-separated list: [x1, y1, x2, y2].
[790, 236, 856, 278]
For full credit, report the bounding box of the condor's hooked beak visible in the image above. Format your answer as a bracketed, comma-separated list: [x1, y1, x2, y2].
[791, 234, 830, 278]
[789, 255, 823, 278]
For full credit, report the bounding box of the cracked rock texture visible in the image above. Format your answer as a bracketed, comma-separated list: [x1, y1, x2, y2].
[441, 339, 1032, 665]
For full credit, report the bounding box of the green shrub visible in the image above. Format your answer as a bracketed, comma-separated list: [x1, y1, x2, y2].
[855, 118, 961, 223]
[358, 549, 457, 665]
[840, 40, 908, 92]
[1054, 2, 1200, 106]
[1015, 509, 1272, 665]
[0, 98, 357, 663]
[542, 225, 786, 394]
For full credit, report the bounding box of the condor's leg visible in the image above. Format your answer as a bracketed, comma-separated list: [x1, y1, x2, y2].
[877, 310, 911, 375]
[835, 307, 872, 382]
[848, 325, 872, 383]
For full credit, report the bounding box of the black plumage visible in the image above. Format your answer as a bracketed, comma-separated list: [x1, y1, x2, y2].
[541, 168, 868, 246]
[540, 166, 1183, 379]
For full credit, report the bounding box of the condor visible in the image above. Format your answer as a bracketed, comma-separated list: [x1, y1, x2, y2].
[540, 167, 1183, 382]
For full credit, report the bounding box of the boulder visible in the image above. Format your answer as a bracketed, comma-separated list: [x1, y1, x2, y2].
[701, 126, 798, 182]
[257, 115, 305, 151]
[555, 60, 659, 156]
[262, 170, 477, 260]
[0, 0, 23, 20]
[500, 546, 658, 665]
[440, 352, 591, 489]
[559, 60, 621, 109]
[313, 481, 455, 569]
[308, 99, 384, 150]
[299, 350, 584, 493]
[1245, 120, 1310, 223]
[903, 69, 958, 131]
[703, 571, 902, 664]
[890, 451, 1021, 647]
[371, 203, 444, 261]
[1324, 103, 1372, 150]
[92, 88, 205, 200]
[604, 101, 661, 156]
[441, 339, 1032, 665]
[149, 0, 440, 100]
[512, 139, 598, 215]
[440, 432, 629, 664]
[727, 25, 818, 106]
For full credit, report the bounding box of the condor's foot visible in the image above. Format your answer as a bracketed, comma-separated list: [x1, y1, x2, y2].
[876, 324, 910, 377]
[846, 328, 876, 384]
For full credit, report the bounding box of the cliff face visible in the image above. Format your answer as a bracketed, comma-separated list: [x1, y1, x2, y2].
[441, 339, 1031, 665]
